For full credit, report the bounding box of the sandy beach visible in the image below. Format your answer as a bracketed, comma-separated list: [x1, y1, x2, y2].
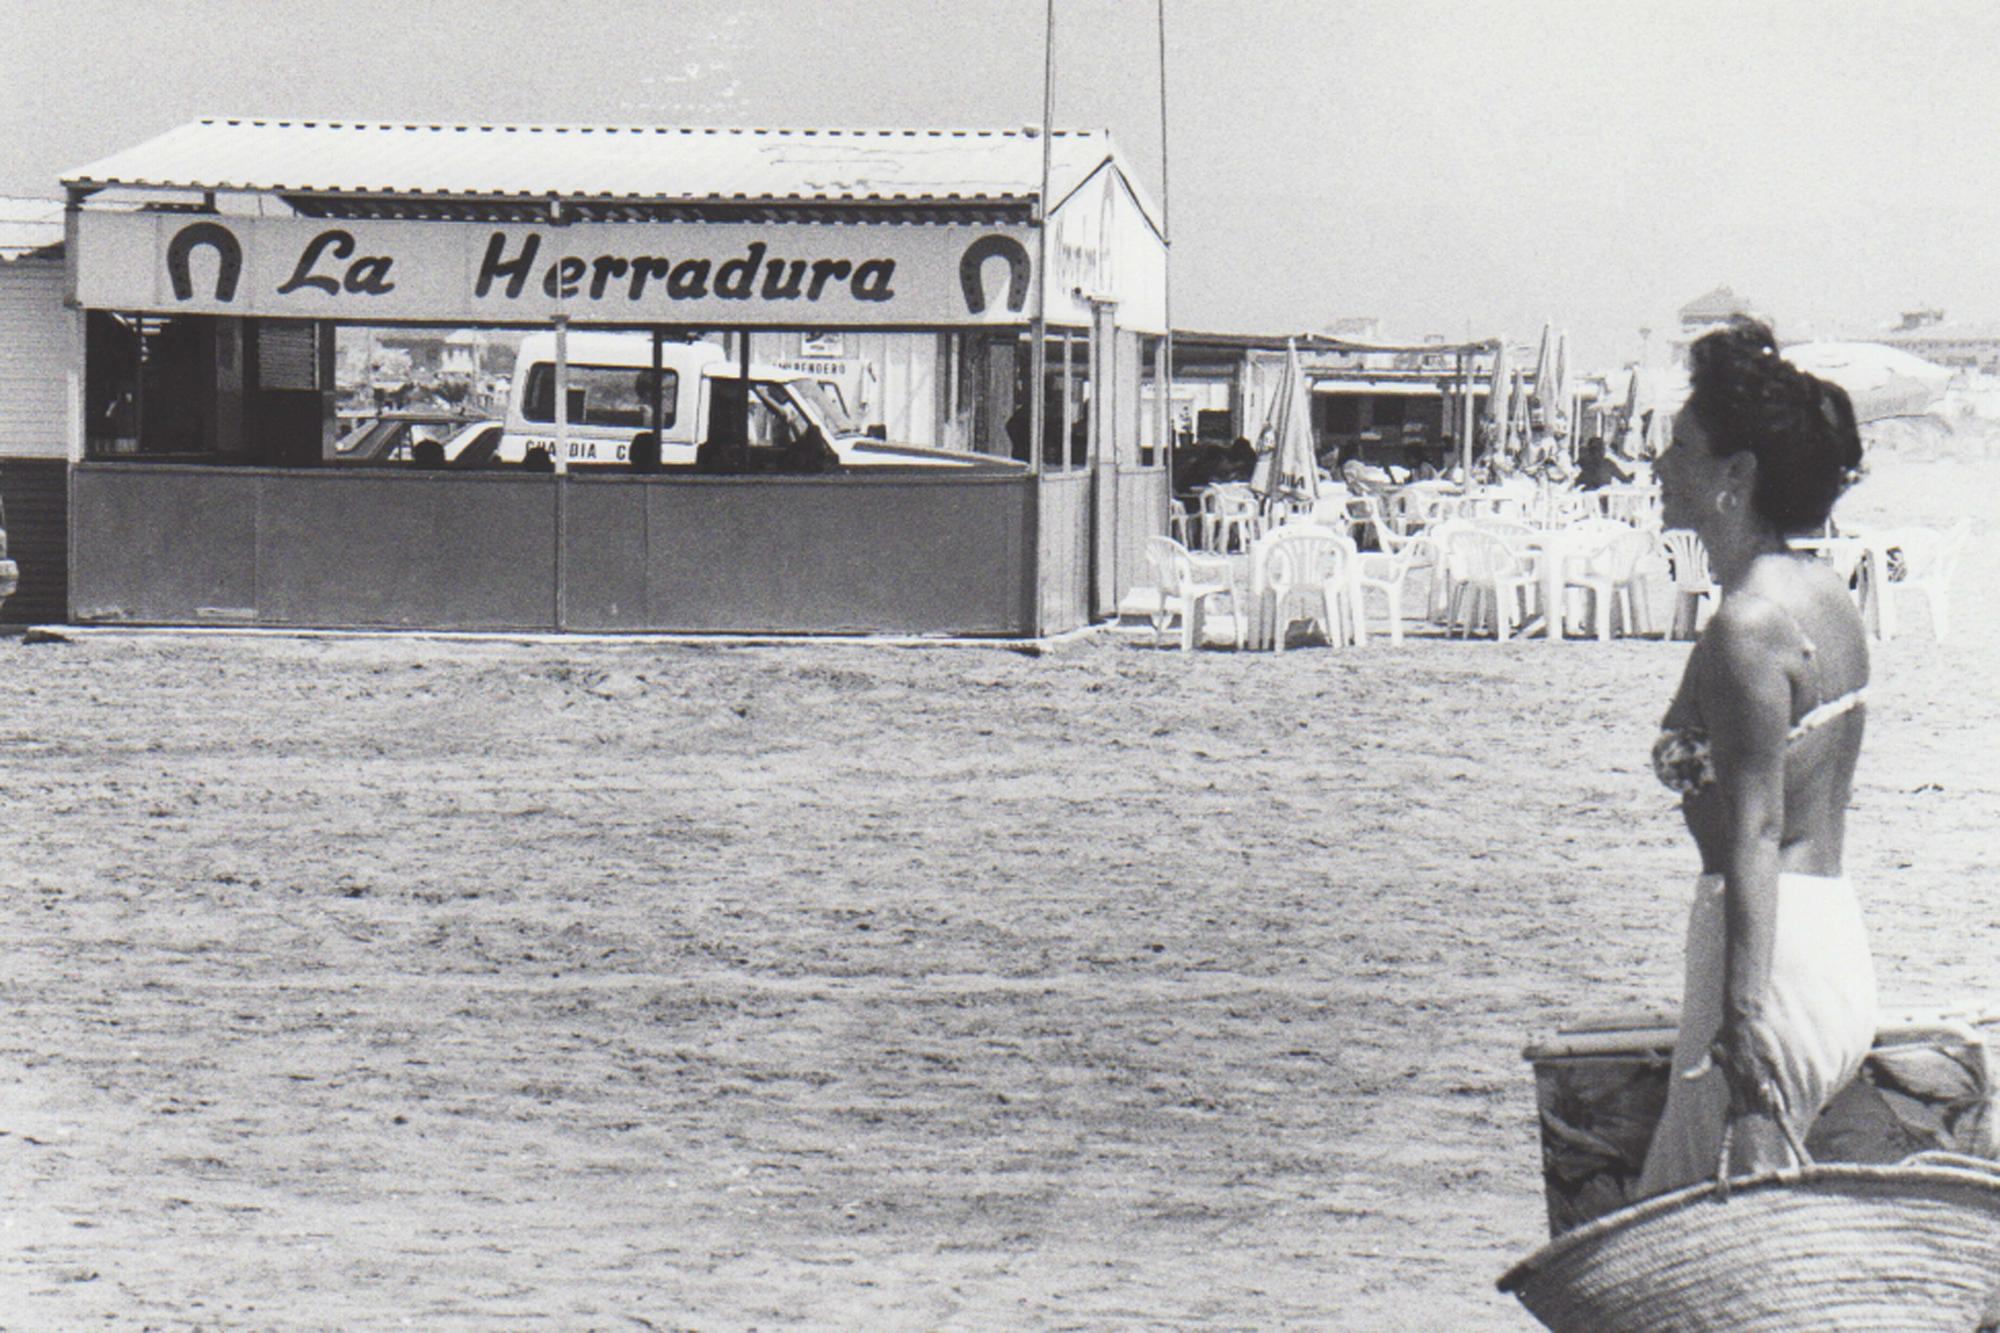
[0, 451, 1993, 1330]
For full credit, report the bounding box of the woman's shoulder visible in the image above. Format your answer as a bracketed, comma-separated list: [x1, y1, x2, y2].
[1704, 588, 1803, 654]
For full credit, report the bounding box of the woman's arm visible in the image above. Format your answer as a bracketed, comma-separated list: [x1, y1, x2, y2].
[1697, 595, 1798, 1108]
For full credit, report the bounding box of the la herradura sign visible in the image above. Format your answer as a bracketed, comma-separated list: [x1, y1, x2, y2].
[77, 214, 1038, 327]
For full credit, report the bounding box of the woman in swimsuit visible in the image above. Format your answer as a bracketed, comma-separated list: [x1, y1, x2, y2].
[1638, 316, 1873, 1197]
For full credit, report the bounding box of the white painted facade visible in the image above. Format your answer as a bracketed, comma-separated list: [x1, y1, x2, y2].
[0, 251, 75, 459]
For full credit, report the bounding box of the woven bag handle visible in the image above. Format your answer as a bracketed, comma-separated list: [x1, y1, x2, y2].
[1710, 1066, 1813, 1196]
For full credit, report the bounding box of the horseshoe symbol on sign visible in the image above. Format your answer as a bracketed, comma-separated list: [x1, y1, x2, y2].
[959, 235, 1031, 315]
[166, 221, 243, 303]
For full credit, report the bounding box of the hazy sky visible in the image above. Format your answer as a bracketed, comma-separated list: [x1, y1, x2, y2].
[7, 0, 1998, 367]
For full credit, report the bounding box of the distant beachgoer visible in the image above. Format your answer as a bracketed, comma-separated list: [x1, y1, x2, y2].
[1223, 436, 1258, 483]
[1636, 316, 1874, 1198]
[1575, 435, 1634, 490]
[1339, 457, 1391, 493]
[1005, 404, 1031, 462]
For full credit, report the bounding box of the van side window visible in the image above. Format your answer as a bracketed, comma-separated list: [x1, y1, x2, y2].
[523, 364, 678, 429]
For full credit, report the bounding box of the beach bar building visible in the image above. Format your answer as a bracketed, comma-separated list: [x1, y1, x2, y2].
[0, 198, 73, 625]
[57, 118, 1171, 635]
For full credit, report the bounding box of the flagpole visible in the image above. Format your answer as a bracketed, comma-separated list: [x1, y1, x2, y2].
[1030, 0, 1055, 483]
[1157, 0, 1174, 530]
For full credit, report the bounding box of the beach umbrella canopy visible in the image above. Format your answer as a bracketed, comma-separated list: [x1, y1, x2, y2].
[1251, 339, 1320, 503]
[1781, 341, 1952, 423]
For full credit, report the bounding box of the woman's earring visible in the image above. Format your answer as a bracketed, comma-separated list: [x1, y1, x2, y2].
[1715, 491, 1739, 515]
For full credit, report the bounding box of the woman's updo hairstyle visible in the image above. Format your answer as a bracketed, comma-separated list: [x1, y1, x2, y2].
[1684, 316, 1863, 534]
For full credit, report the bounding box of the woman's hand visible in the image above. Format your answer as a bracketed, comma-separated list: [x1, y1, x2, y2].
[1687, 1010, 1788, 1120]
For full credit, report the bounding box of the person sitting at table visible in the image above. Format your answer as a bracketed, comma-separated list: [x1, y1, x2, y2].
[1636, 315, 1873, 1198]
[1173, 439, 1228, 492]
[1575, 435, 1636, 491]
[1339, 457, 1393, 493]
[1220, 436, 1259, 483]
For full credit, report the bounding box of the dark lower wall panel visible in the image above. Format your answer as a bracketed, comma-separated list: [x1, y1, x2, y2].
[72, 466, 559, 630]
[594, 473, 1033, 635]
[71, 466, 260, 623]
[0, 459, 69, 624]
[558, 482, 651, 630]
[253, 473, 558, 629]
[71, 465, 1036, 636]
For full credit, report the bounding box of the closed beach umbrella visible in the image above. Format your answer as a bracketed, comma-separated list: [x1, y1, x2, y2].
[1548, 329, 1571, 441]
[1617, 366, 1647, 455]
[1487, 338, 1512, 457]
[1251, 339, 1320, 503]
[1531, 322, 1554, 427]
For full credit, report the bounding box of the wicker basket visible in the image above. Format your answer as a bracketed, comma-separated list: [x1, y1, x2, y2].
[1498, 1153, 2000, 1331]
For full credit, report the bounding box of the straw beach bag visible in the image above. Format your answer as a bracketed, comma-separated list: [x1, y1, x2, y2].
[1498, 1148, 2000, 1331]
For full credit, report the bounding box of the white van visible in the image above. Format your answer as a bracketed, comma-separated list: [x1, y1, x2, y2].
[498, 332, 1020, 471]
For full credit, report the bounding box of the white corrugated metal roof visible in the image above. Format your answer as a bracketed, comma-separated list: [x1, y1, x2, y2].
[62, 118, 1153, 221]
[0, 197, 64, 256]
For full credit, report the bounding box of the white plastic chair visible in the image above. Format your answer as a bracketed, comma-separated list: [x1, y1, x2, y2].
[1446, 527, 1540, 641]
[1599, 484, 1661, 526]
[1448, 524, 1536, 640]
[1202, 485, 1263, 553]
[1459, 489, 1528, 522]
[1305, 487, 1353, 533]
[1354, 535, 1435, 645]
[1356, 491, 1418, 555]
[1529, 489, 1592, 530]
[1562, 525, 1659, 640]
[1865, 522, 1970, 642]
[1260, 525, 1359, 651]
[1659, 528, 1716, 640]
[1146, 535, 1241, 651]
[1422, 517, 1470, 624]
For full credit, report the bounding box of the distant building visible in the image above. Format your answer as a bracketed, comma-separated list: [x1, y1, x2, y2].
[1678, 286, 1754, 330]
[1666, 286, 1759, 365]
[1870, 308, 2000, 374]
[441, 329, 482, 380]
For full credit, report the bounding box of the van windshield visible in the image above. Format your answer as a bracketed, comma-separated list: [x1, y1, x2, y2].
[783, 378, 857, 436]
[522, 363, 678, 428]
